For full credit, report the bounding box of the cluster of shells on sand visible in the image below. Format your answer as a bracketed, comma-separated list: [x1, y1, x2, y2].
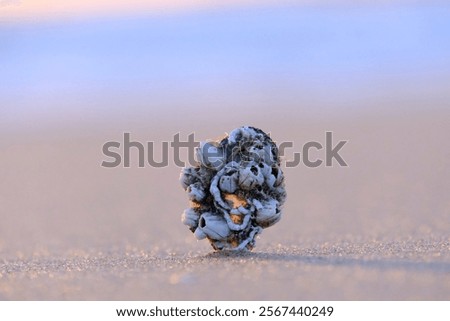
[180, 126, 286, 251]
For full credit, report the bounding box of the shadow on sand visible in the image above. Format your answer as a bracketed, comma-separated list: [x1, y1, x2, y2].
[201, 250, 450, 273]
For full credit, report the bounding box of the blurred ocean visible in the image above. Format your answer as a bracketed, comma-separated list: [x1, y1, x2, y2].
[1, 2, 450, 132]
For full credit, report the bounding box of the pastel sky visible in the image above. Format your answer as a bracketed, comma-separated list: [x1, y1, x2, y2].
[5, 0, 275, 21]
[1, 1, 445, 21]
[1, 1, 449, 130]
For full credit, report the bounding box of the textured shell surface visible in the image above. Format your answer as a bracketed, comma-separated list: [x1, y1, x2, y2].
[180, 126, 286, 251]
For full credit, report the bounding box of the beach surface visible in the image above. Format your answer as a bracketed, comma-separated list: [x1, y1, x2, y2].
[1, 111, 449, 300]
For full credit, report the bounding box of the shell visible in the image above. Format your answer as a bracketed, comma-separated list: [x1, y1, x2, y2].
[219, 173, 238, 193]
[186, 182, 206, 202]
[181, 208, 200, 229]
[238, 164, 265, 190]
[195, 212, 231, 241]
[253, 199, 281, 228]
[180, 126, 286, 251]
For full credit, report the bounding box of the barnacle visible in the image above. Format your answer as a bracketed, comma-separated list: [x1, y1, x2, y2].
[180, 126, 286, 251]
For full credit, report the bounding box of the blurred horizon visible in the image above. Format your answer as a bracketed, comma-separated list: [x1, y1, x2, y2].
[1, 1, 450, 134]
[2, 1, 447, 21]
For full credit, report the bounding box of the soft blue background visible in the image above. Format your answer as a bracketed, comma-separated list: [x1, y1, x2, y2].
[1, 3, 450, 128]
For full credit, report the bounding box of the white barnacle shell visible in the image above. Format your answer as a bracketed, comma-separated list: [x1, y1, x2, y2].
[248, 143, 272, 164]
[181, 208, 200, 229]
[187, 182, 206, 202]
[258, 162, 272, 178]
[194, 227, 207, 239]
[195, 212, 231, 241]
[179, 167, 200, 190]
[253, 199, 281, 228]
[219, 173, 238, 193]
[228, 127, 246, 144]
[238, 163, 264, 190]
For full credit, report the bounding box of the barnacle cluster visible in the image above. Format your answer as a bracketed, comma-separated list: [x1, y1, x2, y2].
[180, 126, 286, 251]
